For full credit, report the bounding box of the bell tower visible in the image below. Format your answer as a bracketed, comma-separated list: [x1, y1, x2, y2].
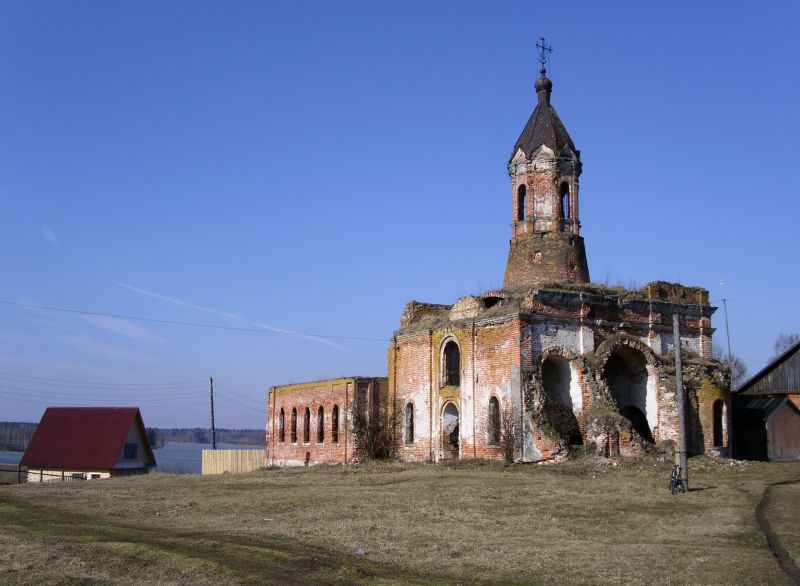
[503, 40, 589, 289]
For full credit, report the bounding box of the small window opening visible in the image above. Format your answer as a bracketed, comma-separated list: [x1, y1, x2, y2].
[712, 400, 724, 447]
[291, 408, 297, 443]
[488, 396, 500, 445]
[517, 184, 527, 221]
[278, 408, 285, 443]
[560, 183, 570, 222]
[405, 402, 415, 444]
[303, 407, 311, 443]
[317, 406, 325, 443]
[124, 443, 138, 460]
[332, 404, 339, 444]
[443, 341, 460, 386]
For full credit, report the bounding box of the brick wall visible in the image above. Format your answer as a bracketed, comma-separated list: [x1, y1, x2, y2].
[267, 377, 386, 466]
[391, 332, 433, 462]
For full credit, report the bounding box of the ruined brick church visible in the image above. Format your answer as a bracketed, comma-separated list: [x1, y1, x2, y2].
[267, 59, 730, 466]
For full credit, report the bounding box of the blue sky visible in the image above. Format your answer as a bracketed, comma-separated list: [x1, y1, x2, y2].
[1, 1, 798, 428]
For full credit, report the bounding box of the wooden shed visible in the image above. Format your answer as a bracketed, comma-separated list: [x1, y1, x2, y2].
[733, 339, 800, 461]
[733, 396, 800, 461]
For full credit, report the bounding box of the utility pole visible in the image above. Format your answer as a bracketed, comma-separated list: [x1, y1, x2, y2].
[209, 376, 217, 450]
[673, 314, 688, 490]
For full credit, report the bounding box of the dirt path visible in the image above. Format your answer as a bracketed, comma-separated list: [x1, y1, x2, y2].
[755, 478, 800, 585]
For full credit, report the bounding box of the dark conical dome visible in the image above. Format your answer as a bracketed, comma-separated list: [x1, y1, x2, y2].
[510, 69, 577, 163]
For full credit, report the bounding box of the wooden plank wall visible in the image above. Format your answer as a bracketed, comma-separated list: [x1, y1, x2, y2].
[201, 450, 265, 475]
[746, 349, 800, 394]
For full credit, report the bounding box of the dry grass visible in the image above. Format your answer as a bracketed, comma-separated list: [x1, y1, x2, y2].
[766, 478, 800, 571]
[0, 464, 23, 485]
[1, 456, 798, 585]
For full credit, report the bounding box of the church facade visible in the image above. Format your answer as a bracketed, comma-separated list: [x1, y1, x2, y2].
[267, 61, 730, 465]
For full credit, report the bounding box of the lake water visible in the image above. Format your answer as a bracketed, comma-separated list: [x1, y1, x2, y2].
[0, 442, 263, 475]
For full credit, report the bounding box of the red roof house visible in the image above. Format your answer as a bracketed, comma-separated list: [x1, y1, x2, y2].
[21, 407, 156, 482]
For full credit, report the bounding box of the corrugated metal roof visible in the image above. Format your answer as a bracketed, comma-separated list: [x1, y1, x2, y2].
[20, 407, 156, 470]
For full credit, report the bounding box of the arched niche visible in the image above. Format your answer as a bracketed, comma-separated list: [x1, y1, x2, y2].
[602, 344, 658, 443]
[542, 355, 583, 444]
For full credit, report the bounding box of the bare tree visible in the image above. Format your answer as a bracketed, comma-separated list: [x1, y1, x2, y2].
[498, 404, 519, 464]
[714, 342, 748, 390]
[350, 402, 400, 460]
[773, 333, 800, 359]
[725, 355, 747, 390]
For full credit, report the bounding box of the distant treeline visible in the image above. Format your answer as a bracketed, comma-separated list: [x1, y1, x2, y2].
[0, 422, 37, 451]
[0, 422, 263, 451]
[147, 428, 264, 448]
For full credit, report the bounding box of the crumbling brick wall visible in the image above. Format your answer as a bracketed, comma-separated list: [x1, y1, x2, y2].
[388, 284, 729, 463]
[267, 377, 386, 467]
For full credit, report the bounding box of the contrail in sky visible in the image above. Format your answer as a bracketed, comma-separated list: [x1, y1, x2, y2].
[116, 283, 347, 351]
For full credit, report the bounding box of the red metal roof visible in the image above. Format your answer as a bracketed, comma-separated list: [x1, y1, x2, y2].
[20, 407, 156, 470]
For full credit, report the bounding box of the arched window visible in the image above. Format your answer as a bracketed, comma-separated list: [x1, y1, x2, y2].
[278, 408, 285, 443]
[560, 183, 570, 222]
[405, 402, 414, 444]
[443, 341, 460, 386]
[290, 408, 297, 443]
[303, 407, 311, 443]
[331, 405, 339, 444]
[517, 184, 527, 221]
[317, 406, 325, 443]
[488, 396, 500, 445]
[713, 400, 724, 447]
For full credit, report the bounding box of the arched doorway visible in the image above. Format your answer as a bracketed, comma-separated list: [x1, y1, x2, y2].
[603, 346, 656, 443]
[541, 355, 583, 444]
[441, 402, 459, 460]
[712, 400, 724, 447]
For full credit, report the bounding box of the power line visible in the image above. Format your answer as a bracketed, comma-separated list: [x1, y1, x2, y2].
[216, 383, 264, 406]
[223, 396, 265, 414]
[0, 378, 206, 394]
[215, 402, 264, 421]
[0, 370, 205, 387]
[0, 299, 388, 342]
[0, 388, 205, 405]
[0, 393, 207, 409]
[0, 382, 203, 398]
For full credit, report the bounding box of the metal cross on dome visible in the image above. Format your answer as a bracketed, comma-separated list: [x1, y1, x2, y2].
[536, 37, 552, 69]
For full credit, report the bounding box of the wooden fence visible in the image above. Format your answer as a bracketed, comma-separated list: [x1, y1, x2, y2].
[0, 464, 26, 485]
[201, 449, 266, 475]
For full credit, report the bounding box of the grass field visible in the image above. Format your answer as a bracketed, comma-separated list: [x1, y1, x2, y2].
[1, 456, 798, 585]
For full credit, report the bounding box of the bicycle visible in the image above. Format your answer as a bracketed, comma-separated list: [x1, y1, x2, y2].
[669, 464, 686, 494]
